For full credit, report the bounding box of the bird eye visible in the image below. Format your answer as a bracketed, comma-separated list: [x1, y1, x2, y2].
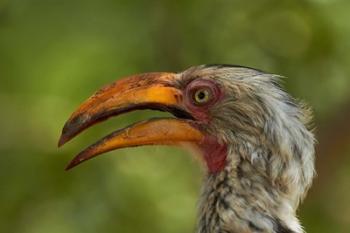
[193, 88, 211, 105]
[185, 79, 222, 110]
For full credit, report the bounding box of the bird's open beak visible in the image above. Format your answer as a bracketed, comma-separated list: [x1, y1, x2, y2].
[58, 72, 204, 170]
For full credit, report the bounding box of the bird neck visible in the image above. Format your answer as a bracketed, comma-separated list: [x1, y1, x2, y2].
[196, 146, 302, 233]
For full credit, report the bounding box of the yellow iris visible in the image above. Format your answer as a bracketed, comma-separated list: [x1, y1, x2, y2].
[194, 88, 210, 104]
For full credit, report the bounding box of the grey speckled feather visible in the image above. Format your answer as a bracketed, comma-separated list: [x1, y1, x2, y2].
[179, 65, 316, 233]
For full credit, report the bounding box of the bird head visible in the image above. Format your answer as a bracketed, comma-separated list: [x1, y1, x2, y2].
[59, 65, 315, 232]
[58, 65, 259, 170]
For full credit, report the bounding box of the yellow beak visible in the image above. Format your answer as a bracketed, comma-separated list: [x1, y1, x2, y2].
[58, 72, 204, 170]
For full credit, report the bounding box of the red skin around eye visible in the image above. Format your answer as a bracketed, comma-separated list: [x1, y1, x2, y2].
[183, 79, 224, 123]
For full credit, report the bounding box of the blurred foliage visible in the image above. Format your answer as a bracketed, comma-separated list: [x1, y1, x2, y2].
[0, 0, 350, 232]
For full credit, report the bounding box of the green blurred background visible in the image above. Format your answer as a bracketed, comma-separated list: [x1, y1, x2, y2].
[1, 0, 350, 232]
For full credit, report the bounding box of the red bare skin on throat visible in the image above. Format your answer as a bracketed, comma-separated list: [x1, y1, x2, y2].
[197, 135, 228, 173]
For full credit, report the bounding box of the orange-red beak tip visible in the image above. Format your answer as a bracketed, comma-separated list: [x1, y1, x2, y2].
[65, 160, 77, 171]
[64, 145, 98, 170]
[58, 136, 67, 147]
[65, 154, 84, 171]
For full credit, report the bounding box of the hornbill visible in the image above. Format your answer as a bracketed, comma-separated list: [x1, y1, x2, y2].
[59, 65, 315, 233]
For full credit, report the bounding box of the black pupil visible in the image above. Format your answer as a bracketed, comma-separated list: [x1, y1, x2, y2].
[198, 91, 206, 100]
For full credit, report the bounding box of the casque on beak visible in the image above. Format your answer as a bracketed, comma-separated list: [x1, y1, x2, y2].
[58, 72, 205, 170]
